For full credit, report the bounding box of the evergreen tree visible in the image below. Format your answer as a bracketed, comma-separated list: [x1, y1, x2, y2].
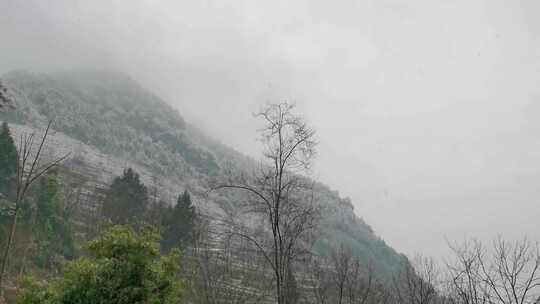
[161, 190, 196, 251]
[102, 168, 148, 226]
[32, 169, 75, 270]
[147, 199, 169, 227]
[0, 122, 17, 196]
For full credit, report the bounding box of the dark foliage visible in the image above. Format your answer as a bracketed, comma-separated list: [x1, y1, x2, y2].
[0, 82, 13, 111]
[102, 168, 148, 226]
[0, 122, 17, 196]
[31, 169, 75, 270]
[17, 225, 184, 304]
[161, 190, 196, 251]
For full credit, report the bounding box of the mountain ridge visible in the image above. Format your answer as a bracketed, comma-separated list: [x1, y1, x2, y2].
[0, 68, 406, 279]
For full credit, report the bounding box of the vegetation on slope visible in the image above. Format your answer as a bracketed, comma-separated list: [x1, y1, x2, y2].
[17, 225, 185, 304]
[0, 69, 405, 280]
[0, 70, 218, 176]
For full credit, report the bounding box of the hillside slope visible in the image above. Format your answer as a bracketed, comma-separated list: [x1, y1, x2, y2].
[0, 69, 406, 279]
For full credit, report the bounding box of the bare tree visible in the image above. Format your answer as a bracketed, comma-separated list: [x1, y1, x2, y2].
[368, 280, 394, 304]
[212, 102, 318, 304]
[0, 121, 68, 296]
[330, 244, 354, 304]
[308, 244, 378, 304]
[308, 257, 333, 304]
[393, 255, 438, 304]
[188, 215, 273, 304]
[446, 238, 540, 304]
[345, 259, 375, 304]
[487, 238, 540, 304]
[446, 240, 492, 304]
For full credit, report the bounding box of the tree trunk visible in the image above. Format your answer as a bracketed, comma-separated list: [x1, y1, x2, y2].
[0, 208, 19, 298]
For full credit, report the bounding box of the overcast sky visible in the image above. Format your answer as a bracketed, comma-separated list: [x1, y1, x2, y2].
[2, 0, 540, 258]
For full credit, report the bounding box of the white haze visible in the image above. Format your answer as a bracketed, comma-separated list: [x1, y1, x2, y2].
[1, 0, 540, 258]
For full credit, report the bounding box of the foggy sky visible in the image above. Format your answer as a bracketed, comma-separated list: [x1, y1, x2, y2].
[2, 0, 540, 258]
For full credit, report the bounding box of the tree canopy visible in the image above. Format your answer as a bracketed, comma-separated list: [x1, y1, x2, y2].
[31, 169, 75, 270]
[102, 168, 148, 226]
[161, 190, 196, 251]
[0, 122, 17, 196]
[17, 225, 185, 304]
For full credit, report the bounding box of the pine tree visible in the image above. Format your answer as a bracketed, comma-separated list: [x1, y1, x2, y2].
[102, 168, 148, 226]
[161, 190, 196, 251]
[0, 122, 17, 196]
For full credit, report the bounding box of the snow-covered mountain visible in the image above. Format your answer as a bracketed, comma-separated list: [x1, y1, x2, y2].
[0, 69, 406, 279]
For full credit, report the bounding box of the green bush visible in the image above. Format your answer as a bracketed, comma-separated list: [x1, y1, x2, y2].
[17, 225, 185, 304]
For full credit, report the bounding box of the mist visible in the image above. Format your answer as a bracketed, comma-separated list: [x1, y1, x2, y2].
[2, 0, 540, 258]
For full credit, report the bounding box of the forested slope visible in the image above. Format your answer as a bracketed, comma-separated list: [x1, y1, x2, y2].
[0, 69, 406, 279]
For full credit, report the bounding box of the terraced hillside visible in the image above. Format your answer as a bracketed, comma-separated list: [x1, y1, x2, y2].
[0, 69, 406, 280]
